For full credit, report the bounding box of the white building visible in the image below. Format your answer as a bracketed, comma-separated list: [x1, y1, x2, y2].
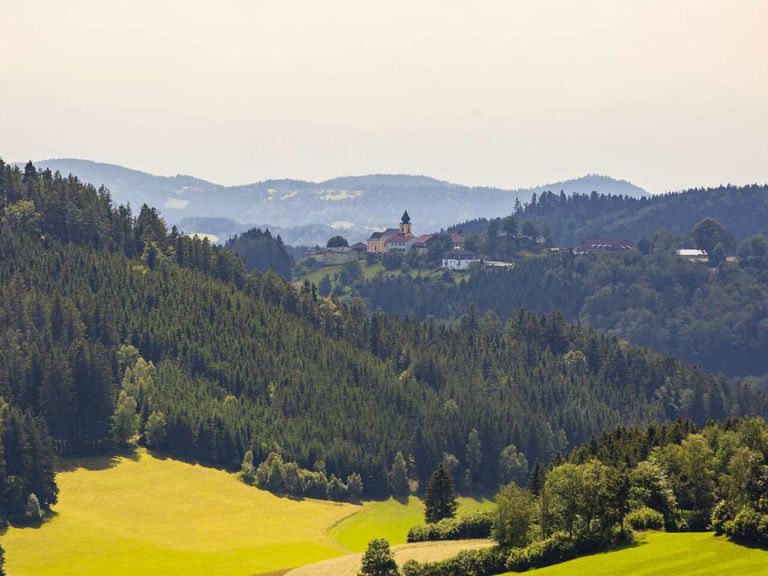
[676, 249, 708, 261]
[442, 249, 480, 270]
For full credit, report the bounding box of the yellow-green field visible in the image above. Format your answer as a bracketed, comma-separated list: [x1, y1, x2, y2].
[0, 449, 492, 576]
[502, 531, 768, 576]
[287, 539, 494, 576]
[329, 495, 494, 552]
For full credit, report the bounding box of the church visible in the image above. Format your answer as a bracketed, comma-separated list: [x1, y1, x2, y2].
[366, 210, 415, 253]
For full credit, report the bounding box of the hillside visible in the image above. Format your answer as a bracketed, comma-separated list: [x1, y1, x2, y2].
[356, 249, 768, 378]
[24, 159, 646, 244]
[0, 158, 762, 514]
[501, 531, 768, 576]
[522, 185, 768, 245]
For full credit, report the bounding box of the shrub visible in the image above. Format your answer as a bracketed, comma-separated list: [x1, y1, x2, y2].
[400, 546, 506, 576]
[407, 510, 494, 542]
[506, 532, 578, 572]
[626, 507, 665, 530]
[506, 528, 633, 573]
[723, 506, 768, 546]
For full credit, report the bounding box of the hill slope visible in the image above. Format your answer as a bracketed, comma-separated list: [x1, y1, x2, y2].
[0, 158, 761, 507]
[522, 185, 768, 245]
[501, 531, 768, 576]
[24, 159, 646, 244]
[2, 449, 489, 576]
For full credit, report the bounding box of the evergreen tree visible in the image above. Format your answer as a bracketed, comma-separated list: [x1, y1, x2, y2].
[465, 428, 482, 489]
[318, 274, 332, 297]
[389, 452, 410, 497]
[424, 464, 457, 523]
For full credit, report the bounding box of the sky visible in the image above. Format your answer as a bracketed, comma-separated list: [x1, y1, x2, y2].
[1, 0, 767, 193]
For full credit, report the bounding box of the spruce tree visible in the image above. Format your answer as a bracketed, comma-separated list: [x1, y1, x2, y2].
[424, 463, 457, 523]
[389, 452, 409, 497]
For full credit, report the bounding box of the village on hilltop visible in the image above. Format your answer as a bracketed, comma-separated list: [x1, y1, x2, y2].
[305, 210, 481, 270]
[301, 210, 712, 277]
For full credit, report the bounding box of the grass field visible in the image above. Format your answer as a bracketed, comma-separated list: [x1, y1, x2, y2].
[329, 495, 495, 552]
[2, 449, 359, 576]
[0, 449, 492, 576]
[502, 531, 768, 576]
[286, 539, 494, 576]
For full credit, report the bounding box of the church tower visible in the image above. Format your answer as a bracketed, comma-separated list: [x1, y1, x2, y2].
[399, 210, 412, 236]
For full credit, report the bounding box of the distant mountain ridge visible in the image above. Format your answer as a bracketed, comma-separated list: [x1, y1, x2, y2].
[23, 159, 648, 245]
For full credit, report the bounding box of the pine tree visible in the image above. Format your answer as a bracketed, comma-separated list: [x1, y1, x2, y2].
[528, 460, 544, 495]
[389, 452, 409, 497]
[465, 428, 482, 489]
[424, 463, 457, 523]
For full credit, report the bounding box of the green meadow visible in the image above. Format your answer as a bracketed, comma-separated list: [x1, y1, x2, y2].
[502, 531, 768, 576]
[1, 449, 491, 576]
[329, 495, 494, 552]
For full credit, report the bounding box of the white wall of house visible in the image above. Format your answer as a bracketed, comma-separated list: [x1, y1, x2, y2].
[442, 257, 478, 270]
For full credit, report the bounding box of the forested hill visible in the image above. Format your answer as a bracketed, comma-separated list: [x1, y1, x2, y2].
[451, 185, 768, 246]
[25, 159, 646, 244]
[358, 246, 768, 379]
[0, 160, 763, 521]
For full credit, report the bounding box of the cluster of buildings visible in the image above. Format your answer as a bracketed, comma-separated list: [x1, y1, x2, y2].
[304, 243, 367, 265]
[305, 211, 480, 270]
[573, 238, 709, 261]
[573, 238, 637, 254]
[305, 214, 712, 274]
[365, 211, 466, 256]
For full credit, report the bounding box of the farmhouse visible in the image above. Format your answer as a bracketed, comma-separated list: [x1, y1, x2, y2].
[304, 244, 365, 266]
[574, 238, 637, 255]
[677, 248, 708, 261]
[442, 249, 480, 270]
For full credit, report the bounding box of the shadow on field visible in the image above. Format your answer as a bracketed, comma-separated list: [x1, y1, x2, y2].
[577, 537, 647, 561]
[57, 447, 140, 472]
[722, 535, 768, 551]
[0, 510, 60, 533]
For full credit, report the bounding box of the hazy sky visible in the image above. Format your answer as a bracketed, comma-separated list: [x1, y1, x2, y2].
[2, 0, 767, 192]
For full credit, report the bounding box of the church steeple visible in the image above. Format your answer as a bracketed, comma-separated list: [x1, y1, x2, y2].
[399, 210, 412, 236]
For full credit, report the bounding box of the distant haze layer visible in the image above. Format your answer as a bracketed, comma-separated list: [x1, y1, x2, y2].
[2, 1, 767, 192]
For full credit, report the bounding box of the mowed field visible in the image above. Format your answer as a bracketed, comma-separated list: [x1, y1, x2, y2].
[286, 539, 494, 576]
[1, 448, 493, 576]
[329, 495, 493, 552]
[501, 531, 768, 576]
